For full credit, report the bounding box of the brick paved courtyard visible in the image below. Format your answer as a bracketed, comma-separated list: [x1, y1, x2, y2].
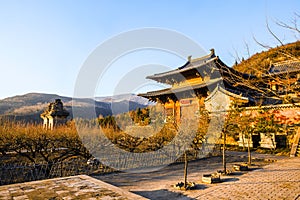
[97, 152, 300, 200]
[188, 157, 300, 200]
[0, 152, 299, 200]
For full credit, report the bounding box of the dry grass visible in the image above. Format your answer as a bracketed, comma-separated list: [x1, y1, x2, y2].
[0, 120, 90, 164]
[100, 122, 178, 153]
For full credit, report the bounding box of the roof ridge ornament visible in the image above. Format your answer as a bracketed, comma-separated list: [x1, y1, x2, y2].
[210, 48, 215, 57]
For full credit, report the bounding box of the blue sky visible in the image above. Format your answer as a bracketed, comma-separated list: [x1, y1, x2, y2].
[0, 0, 299, 99]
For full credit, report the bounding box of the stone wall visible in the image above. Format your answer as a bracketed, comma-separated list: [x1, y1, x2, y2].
[237, 104, 300, 149]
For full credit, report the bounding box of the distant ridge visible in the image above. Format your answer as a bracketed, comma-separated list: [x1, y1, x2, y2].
[0, 93, 150, 123]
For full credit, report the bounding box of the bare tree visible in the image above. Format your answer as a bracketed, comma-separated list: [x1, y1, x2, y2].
[276, 12, 300, 36]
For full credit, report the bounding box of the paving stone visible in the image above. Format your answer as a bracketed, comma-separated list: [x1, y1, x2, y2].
[62, 196, 73, 200]
[56, 190, 69, 195]
[0, 190, 9, 196]
[0, 175, 146, 199]
[23, 189, 35, 193]
[13, 195, 29, 200]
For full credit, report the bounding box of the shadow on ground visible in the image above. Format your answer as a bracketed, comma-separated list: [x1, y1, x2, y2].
[229, 171, 244, 176]
[221, 177, 239, 183]
[249, 167, 263, 171]
[133, 189, 195, 200]
[193, 184, 208, 190]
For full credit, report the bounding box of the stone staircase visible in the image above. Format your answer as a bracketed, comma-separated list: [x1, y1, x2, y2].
[290, 127, 300, 157]
[296, 142, 300, 157]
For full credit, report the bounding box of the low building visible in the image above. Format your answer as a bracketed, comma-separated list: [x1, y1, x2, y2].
[262, 60, 300, 102]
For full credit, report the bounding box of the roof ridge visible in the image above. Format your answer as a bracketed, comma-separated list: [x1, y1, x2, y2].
[204, 84, 249, 102]
[273, 60, 300, 66]
[189, 49, 216, 63]
[146, 56, 219, 80]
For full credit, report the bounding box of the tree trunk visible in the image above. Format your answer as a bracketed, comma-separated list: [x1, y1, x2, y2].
[60, 161, 63, 177]
[247, 135, 252, 165]
[242, 132, 245, 151]
[45, 161, 53, 178]
[184, 152, 188, 188]
[223, 131, 226, 173]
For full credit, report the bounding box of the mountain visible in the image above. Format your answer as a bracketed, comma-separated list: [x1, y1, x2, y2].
[0, 93, 151, 123]
[233, 41, 300, 75]
[94, 93, 150, 105]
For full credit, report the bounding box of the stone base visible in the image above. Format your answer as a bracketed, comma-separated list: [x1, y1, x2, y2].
[259, 133, 276, 149]
[174, 182, 196, 190]
[202, 174, 221, 184]
[233, 164, 249, 171]
[259, 141, 277, 149]
[238, 140, 253, 148]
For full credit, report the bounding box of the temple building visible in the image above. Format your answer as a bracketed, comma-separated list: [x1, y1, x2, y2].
[138, 49, 300, 150]
[41, 99, 69, 130]
[138, 49, 273, 122]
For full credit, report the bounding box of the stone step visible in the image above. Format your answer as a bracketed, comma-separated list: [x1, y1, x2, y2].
[290, 127, 300, 157]
[295, 142, 300, 157]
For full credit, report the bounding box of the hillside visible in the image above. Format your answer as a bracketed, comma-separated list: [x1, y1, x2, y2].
[233, 41, 300, 75]
[0, 93, 149, 123]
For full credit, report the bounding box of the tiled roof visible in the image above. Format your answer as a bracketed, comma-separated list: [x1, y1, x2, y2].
[140, 50, 296, 104]
[146, 50, 217, 80]
[139, 78, 222, 98]
[146, 49, 255, 86]
[266, 60, 300, 75]
[204, 84, 249, 102]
